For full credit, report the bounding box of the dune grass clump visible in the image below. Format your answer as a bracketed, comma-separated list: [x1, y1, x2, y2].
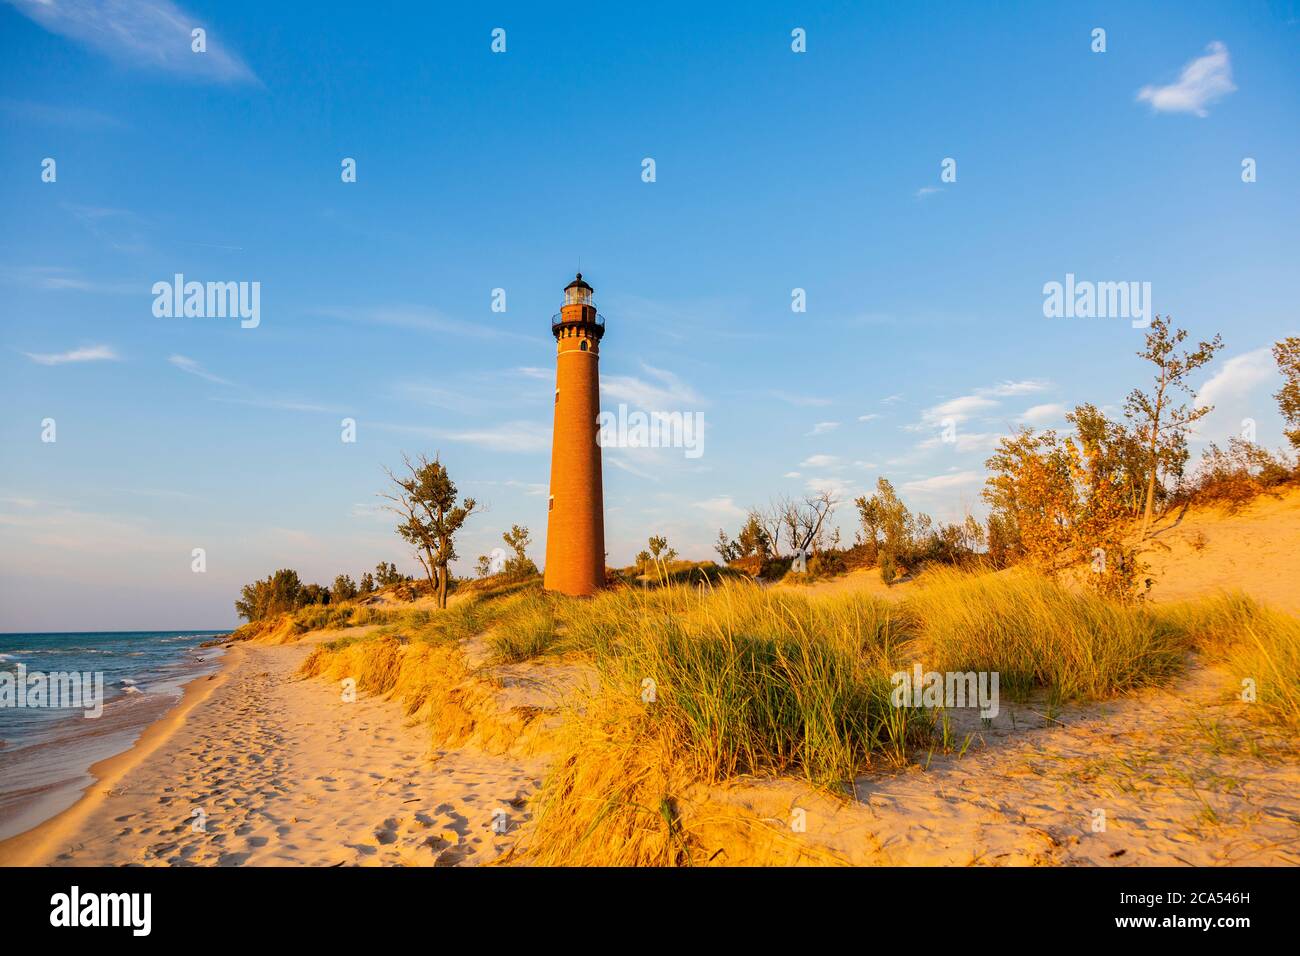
[903, 568, 1188, 704]
[1157, 594, 1300, 730]
[292, 603, 362, 633]
[301, 634, 405, 695]
[517, 581, 927, 865]
[584, 584, 915, 782]
[489, 591, 560, 663]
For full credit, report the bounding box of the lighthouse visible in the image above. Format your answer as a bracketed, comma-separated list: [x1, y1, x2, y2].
[543, 273, 606, 596]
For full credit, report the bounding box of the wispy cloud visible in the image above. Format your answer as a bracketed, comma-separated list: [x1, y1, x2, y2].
[212, 396, 348, 415]
[1018, 402, 1066, 425]
[1195, 347, 1275, 410]
[8, 0, 258, 84]
[315, 305, 535, 344]
[916, 431, 1004, 454]
[1137, 41, 1236, 117]
[23, 344, 119, 365]
[348, 502, 388, 521]
[800, 454, 842, 469]
[914, 379, 1051, 430]
[806, 476, 857, 499]
[915, 186, 942, 200]
[902, 471, 984, 494]
[0, 97, 124, 130]
[917, 394, 999, 428]
[980, 379, 1050, 398]
[693, 495, 746, 521]
[857, 413, 881, 422]
[806, 421, 840, 436]
[169, 354, 234, 386]
[373, 420, 548, 453]
[607, 456, 661, 481]
[2, 264, 136, 294]
[1191, 347, 1279, 442]
[602, 364, 701, 408]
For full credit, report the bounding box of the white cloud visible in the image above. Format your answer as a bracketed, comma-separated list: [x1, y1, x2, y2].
[1191, 347, 1281, 443]
[806, 421, 840, 436]
[917, 431, 1004, 454]
[800, 454, 841, 469]
[1018, 403, 1066, 425]
[783, 471, 802, 479]
[913, 380, 1052, 431]
[915, 186, 942, 199]
[980, 380, 1050, 398]
[902, 471, 984, 494]
[1195, 347, 1275, 410]
[919, 394, 998, 428]
[1137, 41, 1236, 117]
[23, 344, 118, 365]
[9, 0, 258, 84]
[693, 496, 747, 521]
[602, 364, 701, 409]
[169, 354, 234, 385]
[374, 420, 548, 453]
[806, 476, 856, 499]
[857, 413, 881, 422]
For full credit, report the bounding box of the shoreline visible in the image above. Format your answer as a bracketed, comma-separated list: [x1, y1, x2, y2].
[0, 641, 244, 866]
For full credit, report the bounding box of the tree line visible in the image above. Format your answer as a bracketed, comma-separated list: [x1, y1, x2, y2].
[235, 561, 408, 622]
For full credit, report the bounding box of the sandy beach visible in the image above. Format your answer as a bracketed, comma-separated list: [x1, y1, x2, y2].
[0, 631, 547, 867]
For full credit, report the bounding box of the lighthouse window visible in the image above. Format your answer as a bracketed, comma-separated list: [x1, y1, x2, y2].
[548, 496, 555, 512]
[554, 389, 559, 404]
[580, 340, 589, 352]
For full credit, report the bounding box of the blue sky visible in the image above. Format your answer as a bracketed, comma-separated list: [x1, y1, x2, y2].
[2, 1, 1298, 630]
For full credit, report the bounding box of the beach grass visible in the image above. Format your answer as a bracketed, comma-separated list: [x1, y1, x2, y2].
[901, 567, 1189, 704]
[295, 565, 1300, 865]
[1156, 593, 1300, 730]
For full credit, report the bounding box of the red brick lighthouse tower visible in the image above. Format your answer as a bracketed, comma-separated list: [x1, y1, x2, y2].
[544, 273, 606, 596]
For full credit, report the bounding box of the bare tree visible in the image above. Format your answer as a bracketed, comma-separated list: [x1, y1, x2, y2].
[784, 491, 837, 557]
[758, 499, 786, 557]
